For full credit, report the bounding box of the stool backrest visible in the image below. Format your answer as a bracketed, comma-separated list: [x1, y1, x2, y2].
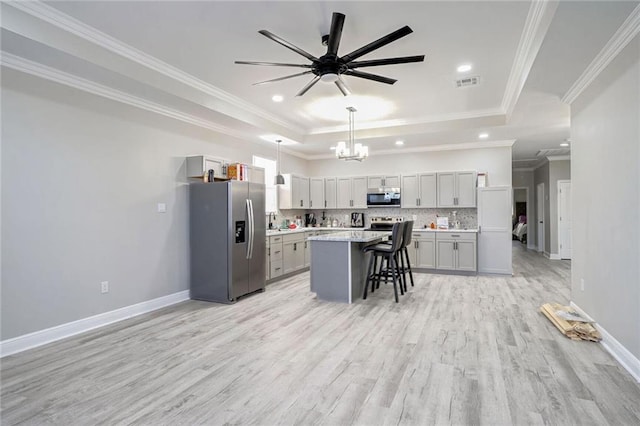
[390, 221, 405, 251]
[401, 220, 414, 248]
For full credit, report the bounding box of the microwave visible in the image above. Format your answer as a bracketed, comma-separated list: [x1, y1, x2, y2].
[366, 188, 401, 207]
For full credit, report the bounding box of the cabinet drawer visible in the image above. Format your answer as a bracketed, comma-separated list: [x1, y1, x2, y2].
[270, 242, 283, 261]
[270, 235, 283, 244]
[413, 232, 435, 241]
[270, 260, 283, 279]
[436, 232, 477, 241]
[283, 233, 305, 244]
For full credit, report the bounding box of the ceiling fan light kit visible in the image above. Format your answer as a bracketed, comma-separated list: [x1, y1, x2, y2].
[235, 12, 425, 97]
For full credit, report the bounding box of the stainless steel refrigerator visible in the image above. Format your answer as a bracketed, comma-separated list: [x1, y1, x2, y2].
[190, 181, 266, 303]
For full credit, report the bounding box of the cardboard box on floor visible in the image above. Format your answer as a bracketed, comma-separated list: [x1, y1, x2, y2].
[540, 303, 602, 342]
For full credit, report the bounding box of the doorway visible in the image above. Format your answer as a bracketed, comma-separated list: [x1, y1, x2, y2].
[558, 180, 572, 259]
[536, 183, 545, 253]
[512, 187, 529, 247]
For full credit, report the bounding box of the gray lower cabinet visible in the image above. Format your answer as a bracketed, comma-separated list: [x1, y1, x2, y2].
[283, 234, 305, 274]
[269, 235, 284, 279]
[406, 232, 436, 268]
[435, 232, 477, 272]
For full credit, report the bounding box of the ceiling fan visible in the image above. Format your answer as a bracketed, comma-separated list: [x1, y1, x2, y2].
[235, 12, 425, 97]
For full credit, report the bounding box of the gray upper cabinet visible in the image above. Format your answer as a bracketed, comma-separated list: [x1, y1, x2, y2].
[309, 178, 325, 210]
[336, 176, 367, 209]
[437, 171, 476, 207]
[186, 155, 226, 179]
[401, 173, 436, 208]
[278, 174, 309, 209]
[368, 175, 400, 188]
[325, 177, 337, 209]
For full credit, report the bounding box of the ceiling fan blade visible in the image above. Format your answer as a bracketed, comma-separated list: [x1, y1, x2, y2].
[347, 55, 425, 69]
[334, 77, 351, 96]
[258, 30, 318, 62]
[235, 61, 313, 68]
[326, 12, 345, 56]
[343, 70, 397, 85]
[341, 26, 413, 63]
[253, 71, 314, 86]
[296, 75, 321, 96]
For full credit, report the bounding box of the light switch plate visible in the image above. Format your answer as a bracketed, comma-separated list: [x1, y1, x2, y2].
[157, 203, 166, 213]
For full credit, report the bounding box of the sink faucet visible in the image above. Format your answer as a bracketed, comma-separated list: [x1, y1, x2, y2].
[268, 212, 276, 229]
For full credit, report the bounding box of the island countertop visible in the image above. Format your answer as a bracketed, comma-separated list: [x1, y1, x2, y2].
[307, 231, 390, 243]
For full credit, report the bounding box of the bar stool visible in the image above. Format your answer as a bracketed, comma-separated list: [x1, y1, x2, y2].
[363, 222, 405, 303]
[397, 220, 415, 292]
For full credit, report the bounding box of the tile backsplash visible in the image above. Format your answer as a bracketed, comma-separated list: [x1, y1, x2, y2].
[268, 207, 477, 230]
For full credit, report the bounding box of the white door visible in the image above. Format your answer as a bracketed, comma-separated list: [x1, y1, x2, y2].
[477, 187, 512, 274]
[418, 173, 437, 208]
[401, 174, 419, 208]
[309, 178, 324, 210]
[336, 177, 352, 208]
[351, 176, 368, 208]
[558, 181, 572, 259]
[536, 183, 545, 253]
[325, 178, 337, 209]
[456, 171, 477, 207]
[437, 172, 456, 207]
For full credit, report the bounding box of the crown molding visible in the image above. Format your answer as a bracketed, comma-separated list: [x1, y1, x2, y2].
[1, 52, 253, 141]
[562, 4, 640, 105]
[7, 0, 305, 135]
[546, 155, 570, 162]
[501, 0, 559, 119]
[308, 108, 504, 135]
[306, 140, 515, 161]
[512, 167, 536, 172]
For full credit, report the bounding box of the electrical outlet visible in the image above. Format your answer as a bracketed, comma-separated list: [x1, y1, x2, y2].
[101, 281, 109, 294]
[157, 203, 166, 213]
[580, 278, 585, 291]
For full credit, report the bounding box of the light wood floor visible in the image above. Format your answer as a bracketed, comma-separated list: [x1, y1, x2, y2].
[2, 243, 640, 425]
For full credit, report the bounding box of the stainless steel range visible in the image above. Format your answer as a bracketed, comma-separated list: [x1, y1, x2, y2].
[367, 216, 404, 231]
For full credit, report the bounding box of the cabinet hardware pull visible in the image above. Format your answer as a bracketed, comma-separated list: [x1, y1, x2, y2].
[310, 200, 312, 207]
[325, 200, 327, 207]
[275, 267, 281, 271]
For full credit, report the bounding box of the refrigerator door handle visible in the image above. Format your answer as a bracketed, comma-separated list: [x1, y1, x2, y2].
[246, 199, 253, 259]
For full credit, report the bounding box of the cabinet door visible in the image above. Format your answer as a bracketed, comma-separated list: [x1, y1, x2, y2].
[283, 242, 296, 274]
[384, 175, 401, 188]
[309, 178, 324, 210]
[304, 238, 312, 268]
[406, 240, 418, 267]
[436, 240, 456, 270]
[336, 177, 352, 208]
[401, 174, 419, 208]
[291, 176, 302, 208]
[325, 178, 337, 209]
[456, 172, 477, 207]
[351, 176, 368, 208]
[300, 177, 310, 209]
[416, 238, 436, 268]
[456, 241, 477, 271]
[204, 158, 225, 178]
[437, 172, 456, 207]
[419, 173, 437, 208]
[294, 241, 305, 270]
[368, 176, 384, 189]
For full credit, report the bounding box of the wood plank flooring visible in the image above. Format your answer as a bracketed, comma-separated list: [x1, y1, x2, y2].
[2, 243, 640, 425]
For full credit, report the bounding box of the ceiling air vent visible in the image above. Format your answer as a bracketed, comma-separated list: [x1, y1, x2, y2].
[536, 148, 570, 157]
[455, 76, 480, 88]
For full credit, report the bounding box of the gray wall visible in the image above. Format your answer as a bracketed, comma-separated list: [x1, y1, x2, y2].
[534, 162, 550, 253]
[571, 34, 639, 360]
[0, 70, 307, 340]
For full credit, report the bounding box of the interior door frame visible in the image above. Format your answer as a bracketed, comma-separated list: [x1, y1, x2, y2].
[557, 180, 572, 259]
[512, 186, 531, 249]
[536, 183, 545, 253]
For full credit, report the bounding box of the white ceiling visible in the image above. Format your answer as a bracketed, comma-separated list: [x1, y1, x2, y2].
[2, 1, 638, 166]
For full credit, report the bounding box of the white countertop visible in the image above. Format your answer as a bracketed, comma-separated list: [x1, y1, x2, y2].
[266, 227, 364, 236]
[307, 231, 391, 243]
[412, 228, 478, 233]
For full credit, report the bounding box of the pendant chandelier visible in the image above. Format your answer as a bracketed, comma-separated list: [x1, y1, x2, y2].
[335, 107, 369, 162]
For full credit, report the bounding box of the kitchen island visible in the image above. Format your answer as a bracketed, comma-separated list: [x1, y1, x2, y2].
[307, 231, 390, 303]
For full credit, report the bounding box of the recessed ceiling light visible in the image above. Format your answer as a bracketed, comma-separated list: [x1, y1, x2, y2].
[395, 140, 404, 146]
[272, 95, 284, 102]
[330, 146, 336, 150]
[478, 133, 489, 139]
[560, 142, 570, 147]
[457, 64, 472, 73]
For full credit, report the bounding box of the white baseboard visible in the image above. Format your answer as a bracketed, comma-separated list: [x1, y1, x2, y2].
[544, 252, 561, 260]
[1, 290, 190, 358]
[570, 302, 640, 383]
